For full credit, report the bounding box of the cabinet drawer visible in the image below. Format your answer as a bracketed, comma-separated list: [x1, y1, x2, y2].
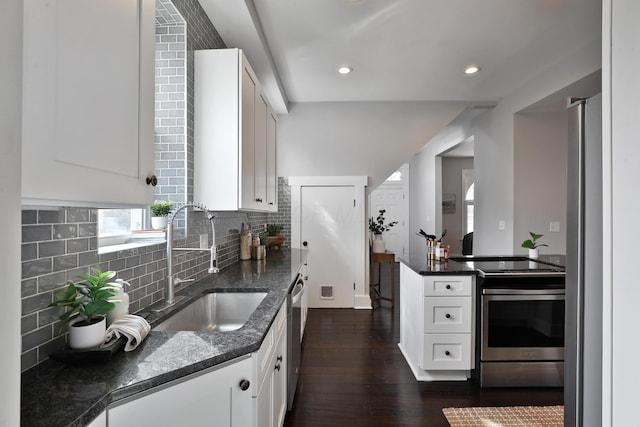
[424, 297, 472, 333]
[421, 334, 472, 370]
[424, 276, 472, 296]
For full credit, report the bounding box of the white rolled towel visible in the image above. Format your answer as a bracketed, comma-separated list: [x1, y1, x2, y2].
[102, 314, 151, 352]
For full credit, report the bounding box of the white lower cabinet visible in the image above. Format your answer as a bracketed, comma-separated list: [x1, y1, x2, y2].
[107, 301, 288, 427]
[87, 411, 106, 427]
[253, 300, 287, 427]
[108, 356, 253, 427]
[399, 263, 475, 381]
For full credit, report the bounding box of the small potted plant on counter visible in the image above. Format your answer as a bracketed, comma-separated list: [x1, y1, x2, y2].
[49, 268, 122, 349]
[150, 200, 173, 229]
[521, 231, 548, 259]
[265, 223, 285, 249]
[369, 209, 398, 253]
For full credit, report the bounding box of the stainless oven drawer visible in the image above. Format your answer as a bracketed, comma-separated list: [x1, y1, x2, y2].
[481, 361, 564, 388]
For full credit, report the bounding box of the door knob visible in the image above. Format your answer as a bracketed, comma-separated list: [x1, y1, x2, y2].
[238, 379, 250, 391]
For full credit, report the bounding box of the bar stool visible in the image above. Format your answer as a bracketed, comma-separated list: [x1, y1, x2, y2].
[370, 252, 395, 308]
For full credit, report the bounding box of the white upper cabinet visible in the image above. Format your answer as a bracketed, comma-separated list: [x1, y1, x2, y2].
[194, 48, 277, 212]
[266, 110, 278, 211]
[21, 0, 156, 207]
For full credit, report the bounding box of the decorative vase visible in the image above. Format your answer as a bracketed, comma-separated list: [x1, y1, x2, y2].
[266, 235, 286, 249]
[151, 216, 167, 230]
[68, 316, 106, 349]
[528, 248, 539, 259]
[372, 234, 386, 253]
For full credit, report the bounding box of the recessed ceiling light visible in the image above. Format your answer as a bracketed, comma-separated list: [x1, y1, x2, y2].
[464, 65, 481, 75]
[338, 66, 353, 75]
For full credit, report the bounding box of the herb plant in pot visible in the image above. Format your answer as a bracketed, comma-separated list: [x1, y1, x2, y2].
[150, 200, 173, 230]
[521, 232, 548, 259]
[368, 209, 398, 253]
[49, 268, 121, 349]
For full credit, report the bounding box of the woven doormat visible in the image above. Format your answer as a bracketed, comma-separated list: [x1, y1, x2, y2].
[442, 405, 564, 427]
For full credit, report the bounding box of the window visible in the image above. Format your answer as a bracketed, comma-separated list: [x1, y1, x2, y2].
[98, 209, 149, 248]
[462, 170, 475, 234]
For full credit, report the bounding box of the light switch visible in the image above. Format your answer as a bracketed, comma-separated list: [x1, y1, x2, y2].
[549, 222, 561, 232]
[498, 220, 506, 230]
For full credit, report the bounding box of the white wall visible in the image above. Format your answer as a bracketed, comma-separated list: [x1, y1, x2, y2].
[277, 101, 468, 191]
[604, 1, 640, 425]
[1, 0, 22, 424]
[471, 40, 601, 255]
[409, 110, 477, 259]
[513, 111, 568, 255]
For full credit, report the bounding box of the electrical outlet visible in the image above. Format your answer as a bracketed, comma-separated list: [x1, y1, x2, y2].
[549, 221, 561, 232]
[200, 234, 208, 249]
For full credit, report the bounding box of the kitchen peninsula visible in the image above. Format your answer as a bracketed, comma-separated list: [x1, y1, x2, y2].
[21, 249, 307, 427]
[398, 254, 565, 385]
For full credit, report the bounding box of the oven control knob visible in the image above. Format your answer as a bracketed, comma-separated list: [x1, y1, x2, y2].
[445, 350, 451, 356]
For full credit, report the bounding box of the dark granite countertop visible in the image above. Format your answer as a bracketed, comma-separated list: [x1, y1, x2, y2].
[21, 249, 308, 427]
[397, 254, 477, 275]
[398, 253, 566, 276]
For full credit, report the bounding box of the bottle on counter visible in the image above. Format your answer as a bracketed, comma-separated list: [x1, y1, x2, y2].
[240, 223, 252, 260]
[108, 278, 130, 324]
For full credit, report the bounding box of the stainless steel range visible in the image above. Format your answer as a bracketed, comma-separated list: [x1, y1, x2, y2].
[455, 256, 566, 388]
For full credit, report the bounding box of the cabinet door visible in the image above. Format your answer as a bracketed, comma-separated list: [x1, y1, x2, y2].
[22, 0, 155, 207]
[266, 110, 278, 211]
[109, 357, 253, 427]
[254, 93, 268, 209]
[241, 60, 258, 210]
[272, 329, 287, 427]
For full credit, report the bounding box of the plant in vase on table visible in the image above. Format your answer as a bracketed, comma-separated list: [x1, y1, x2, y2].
[48, 268, 122, 349]
[368, 209, 398, 253]
[150, 200, 173, 230]
[521, 231, 548, 259]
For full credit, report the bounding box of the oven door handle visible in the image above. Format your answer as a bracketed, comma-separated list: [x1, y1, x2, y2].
[482, 288, 565, 295]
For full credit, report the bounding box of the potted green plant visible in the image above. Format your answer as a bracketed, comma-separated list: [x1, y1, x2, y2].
[521, 231, 548, 259]
[368, 209, 398, 253]
[265, 224, 285, 249]
[48, 268, 121, 349]
[150, 200, 173, 229]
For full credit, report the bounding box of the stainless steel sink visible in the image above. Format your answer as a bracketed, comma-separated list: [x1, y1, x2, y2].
[153, 292, 267, 332]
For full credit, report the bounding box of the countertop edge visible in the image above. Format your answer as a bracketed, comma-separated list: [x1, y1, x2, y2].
[21, 249, 308, 427]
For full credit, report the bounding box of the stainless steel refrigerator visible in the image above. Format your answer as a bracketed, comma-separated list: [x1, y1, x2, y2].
[565, 93, 602, 427]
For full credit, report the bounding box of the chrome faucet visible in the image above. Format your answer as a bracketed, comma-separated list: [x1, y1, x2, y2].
[154, 202, 219, 311]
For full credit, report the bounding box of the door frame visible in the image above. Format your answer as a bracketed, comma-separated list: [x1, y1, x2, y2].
[289, 176, 370, 309]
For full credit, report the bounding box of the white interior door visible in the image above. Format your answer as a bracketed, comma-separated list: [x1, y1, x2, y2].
[300, 186, 355, 308]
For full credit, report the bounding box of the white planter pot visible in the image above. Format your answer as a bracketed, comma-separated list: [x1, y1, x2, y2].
[68, 316, 106, 349]
[372, 234, 386, 253]
[151, 216, 167, 230]
[528, 248, 539, 259]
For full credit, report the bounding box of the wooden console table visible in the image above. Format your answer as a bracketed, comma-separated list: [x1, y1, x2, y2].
[370, 252, 395, 308]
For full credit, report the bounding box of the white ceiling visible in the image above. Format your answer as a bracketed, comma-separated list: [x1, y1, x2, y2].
[200, 0, 601, 114]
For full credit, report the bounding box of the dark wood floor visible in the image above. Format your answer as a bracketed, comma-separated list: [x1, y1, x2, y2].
[284, 263, 563, 426]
